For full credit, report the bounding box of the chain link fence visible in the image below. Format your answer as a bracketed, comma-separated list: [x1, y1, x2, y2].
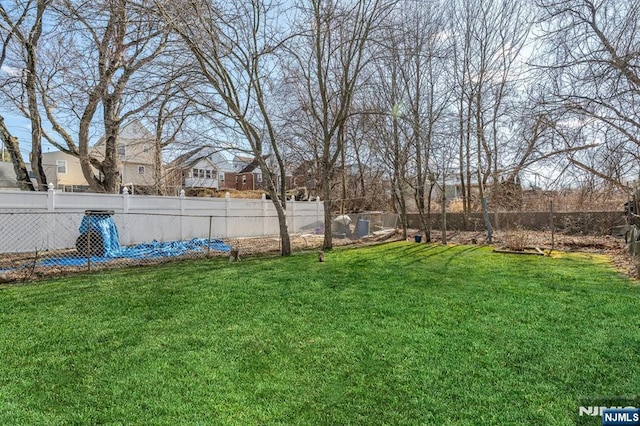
[331, 212, 400, 240]
[0, 211, 227, 281]
[0, 210, 400, 282]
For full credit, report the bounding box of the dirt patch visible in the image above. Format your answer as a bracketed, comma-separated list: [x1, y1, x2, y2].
[231, 229, 401, 256]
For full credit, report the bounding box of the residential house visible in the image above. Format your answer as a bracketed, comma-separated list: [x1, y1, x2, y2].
[234, 155, 265, 191]
[39, 120, 157, 192]
[0, 149, 84, 191]
[232, 155, 255, 173]
[168, 147, 235, 191]
[233, 154, 295, 192]
[168, 150, 295, 194]
[40, 150, 87, 191]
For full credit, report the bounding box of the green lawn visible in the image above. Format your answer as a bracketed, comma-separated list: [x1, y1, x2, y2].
[0, 242, 639, 425]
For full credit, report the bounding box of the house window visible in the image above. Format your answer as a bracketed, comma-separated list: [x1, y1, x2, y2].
[199, 169, 205, 178]
[205, 170, 212, 179]
[118, 143, 125, 156]
[257, 174, 262, 183]
[56, 160, 67, 174]
[219, 173, 225, 182]
[138, 166, 145, 175]
[193, 168, 198, 178]
[143, 145, 149, 153]
[242, 175, 247, 184]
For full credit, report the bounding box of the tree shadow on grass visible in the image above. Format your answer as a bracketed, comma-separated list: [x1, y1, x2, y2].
[440, 245, 482, 272]
[372, 242, 457, 267]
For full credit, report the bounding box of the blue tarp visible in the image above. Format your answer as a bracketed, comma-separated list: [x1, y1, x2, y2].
[79, 214, 121, 257]
[39, 215, 232, 267]
[115, 238, 232, 259]
[38, 238, 232, 267]
[79, 215, 230, 259]
[4, 215, 232, 272]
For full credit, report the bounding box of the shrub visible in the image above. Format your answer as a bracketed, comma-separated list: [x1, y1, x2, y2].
[504, 227, 530, 251]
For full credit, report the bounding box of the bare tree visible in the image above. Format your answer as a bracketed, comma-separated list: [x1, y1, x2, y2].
[2, 0, 171, 193]
[0, 0, 43, 191]
[56, 0, 169, 192]
[0, 0, 49, 189]
[287, 0, 396, 250]
[152, 0, 295, 255]
[395, 3, 452, 242]
[449, 0, 532, 241]
[138, 57, 205, 195]
[536, 0, 640, 189]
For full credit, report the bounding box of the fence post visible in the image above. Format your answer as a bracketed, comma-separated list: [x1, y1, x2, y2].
[46, 183, 55, 251]
[289, 196, 296, 233]
[550, 200, 555, 252]
[225, 192, 231, 238]
[180, 189, 186, 241]
[207, 215, 213, 257]
[316, 196, 322, 234]
[121, 187, 131, 245]
[47, 183, 55, 212]
[122, 187, 130, 213]
[262, 193, 268, 236]
[86, 211, 92, 271]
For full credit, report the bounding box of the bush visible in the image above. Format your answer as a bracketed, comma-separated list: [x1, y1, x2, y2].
[504, 227, 530, 251]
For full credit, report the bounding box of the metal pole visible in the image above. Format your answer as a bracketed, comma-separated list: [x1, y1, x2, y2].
[441, 172, 447, 245]
[550, 200, 555, 253]
[207, 215, 213, 257]
[87, 212, 92, 271]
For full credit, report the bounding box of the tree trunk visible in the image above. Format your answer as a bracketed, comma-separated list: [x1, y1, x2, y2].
[392, 173, 408, 240]
[458, 104, 467, 230]
[426, 182, 435, 241]
[102, 97, 122, 193]
[391, 111, 408, 239]
[154, 135, 165, 195]
[441, 171, 447, 244]
[260, 161, 292, 257]
[482, 195, 493, 243]
[395, 188, 408, 240]
[0, 115, 35, 191]
[271, 192, 291, 256]
[78, 92, 105, 192]
[278, 213, 292, 256]
[154, 113, 166, 195]
[25, 0, 47, 190]
[340, 124, 346, 214]
[26, 54, 46, 190]
[322, 169, 333, 250]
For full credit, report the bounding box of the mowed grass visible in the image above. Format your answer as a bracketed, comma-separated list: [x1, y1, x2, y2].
[1, 242, 639, 425]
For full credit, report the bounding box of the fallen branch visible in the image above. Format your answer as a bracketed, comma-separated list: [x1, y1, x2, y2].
[493, 248, 544, 256]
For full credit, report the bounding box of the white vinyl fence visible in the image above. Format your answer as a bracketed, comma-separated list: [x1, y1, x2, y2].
[0, 187, 324, 254]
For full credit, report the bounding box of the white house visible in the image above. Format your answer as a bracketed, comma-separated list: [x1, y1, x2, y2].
[169, 147, 236, 190]
[39, 119, 157, 192]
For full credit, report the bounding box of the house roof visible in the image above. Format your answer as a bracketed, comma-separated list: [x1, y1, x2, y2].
[234, 155, 255, 164]
[238, 154, 272, 174]
[170, 146, 210, 169]
[170, 147, 233, 170]
[93, 119, 153, 148]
